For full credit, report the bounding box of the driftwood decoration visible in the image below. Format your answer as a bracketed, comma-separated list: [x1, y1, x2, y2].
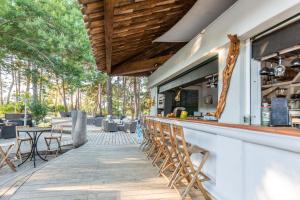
[215, 34, 240, 119]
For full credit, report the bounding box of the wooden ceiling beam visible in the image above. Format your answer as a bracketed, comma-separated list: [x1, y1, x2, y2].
[79, 0, 197, 74]
[104, 0, 115, 74]
[112, 54, 173, 75]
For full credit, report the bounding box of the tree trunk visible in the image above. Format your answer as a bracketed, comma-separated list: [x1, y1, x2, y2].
[0, 65, 3, 105]
[17, 70, 21, 99]
[98, 83, 103, 115]
[39, 69, 43, 102]
[26, 62, 31, 93]
[61, 79, 68, 112]
[76, 88, 80, 110]
[122, 77, 126, 116]
[7, 70, 15, 104]
[32, 67, 39, 103]
[15, 71, 18, 105]
[107, 75, 113, 116]
[70, 92, 74, 110]
[133, 77, 139, 119]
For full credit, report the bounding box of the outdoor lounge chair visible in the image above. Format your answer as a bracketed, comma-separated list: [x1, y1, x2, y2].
[102, 120, 118, 132]
[124, 121, 137, 133]
[0, 125, 17, 139]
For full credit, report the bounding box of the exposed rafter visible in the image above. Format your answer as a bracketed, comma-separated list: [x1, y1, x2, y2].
[104, 0, 115, 74]
[112, 54, 173, 76]
[79, 0, 196, 76]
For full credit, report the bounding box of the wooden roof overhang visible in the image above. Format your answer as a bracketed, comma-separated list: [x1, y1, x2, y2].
[79, 0, 196, 76]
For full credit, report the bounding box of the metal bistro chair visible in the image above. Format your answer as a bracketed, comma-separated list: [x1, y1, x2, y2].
[15, 125, 32, 162]
[44, 125, 63, 158]
[171, 124, 211, 200]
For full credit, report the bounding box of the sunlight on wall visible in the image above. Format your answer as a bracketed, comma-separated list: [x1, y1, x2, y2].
[256, 166, 300, 200]
[189, 33, 204, 58]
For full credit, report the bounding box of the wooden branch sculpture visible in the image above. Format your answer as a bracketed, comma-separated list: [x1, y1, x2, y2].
[215, 34, 240, 119]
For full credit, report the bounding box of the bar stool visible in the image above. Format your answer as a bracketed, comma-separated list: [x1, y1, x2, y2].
[145, 119, 158, 159]
[151, 121, 166, 166]
[157, 122, 183, 184]
[171, 124, 211, 200]
[139, 118, 151, 151]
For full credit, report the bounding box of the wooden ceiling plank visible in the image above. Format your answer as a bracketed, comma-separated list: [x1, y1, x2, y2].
[112, 54, 173, 75]
[104, 0, 115, 74]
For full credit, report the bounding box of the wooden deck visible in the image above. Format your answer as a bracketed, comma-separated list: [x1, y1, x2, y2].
[1, 131, 181, 200]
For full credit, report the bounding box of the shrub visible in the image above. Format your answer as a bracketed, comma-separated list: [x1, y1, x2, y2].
[29, 101, 48, 124]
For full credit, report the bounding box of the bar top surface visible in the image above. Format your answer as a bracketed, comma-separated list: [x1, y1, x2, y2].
[152, 117, 300, 138]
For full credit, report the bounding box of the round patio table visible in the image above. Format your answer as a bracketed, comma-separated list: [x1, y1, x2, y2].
[17, 127, 52, 168]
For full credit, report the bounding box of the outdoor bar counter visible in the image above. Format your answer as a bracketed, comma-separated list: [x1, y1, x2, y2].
[149, 117, 300, 200]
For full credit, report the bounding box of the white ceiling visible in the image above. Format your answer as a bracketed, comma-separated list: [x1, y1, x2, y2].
[154, 0, 238, 42]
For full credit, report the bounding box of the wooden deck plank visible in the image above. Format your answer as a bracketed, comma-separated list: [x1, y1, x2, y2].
[3, 130, 179, 200]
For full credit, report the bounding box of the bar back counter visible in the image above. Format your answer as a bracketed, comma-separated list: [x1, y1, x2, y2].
[151, 117, 300, 200]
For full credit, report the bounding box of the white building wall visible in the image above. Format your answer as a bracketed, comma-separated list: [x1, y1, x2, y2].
[148, 0, 300, 121]
[153, 117, 300, 200]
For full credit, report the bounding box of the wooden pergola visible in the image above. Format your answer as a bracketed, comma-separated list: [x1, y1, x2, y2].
[79, 0, 196, 76]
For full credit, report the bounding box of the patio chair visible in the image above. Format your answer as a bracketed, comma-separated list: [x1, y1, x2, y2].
[0, 142, 16, 172]
[171, 124, 211, 200]
[124, 121, 137, 133]
[15, 126, 32, 162]
[102, 120, 118, 132]
[44, 125, 63, 158]
[0, 125, 17, 139]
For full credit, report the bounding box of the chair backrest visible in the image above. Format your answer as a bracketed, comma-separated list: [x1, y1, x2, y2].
[172, 124, 194, 169]
[147, 119, 155, 139]
[51, 124, 64, 136]
[159, 122, 174, 157]
[15, 125, 29, 139]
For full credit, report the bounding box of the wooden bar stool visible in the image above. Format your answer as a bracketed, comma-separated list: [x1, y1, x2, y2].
[151, 121, 167, 166]
[171, 124, 211, 200]
[139, 118, 151, 151]
[145, 120, 159, 159]
[157, 122, 183, 184]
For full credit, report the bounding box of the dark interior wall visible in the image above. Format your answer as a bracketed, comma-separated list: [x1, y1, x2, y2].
[252, 19, 300, 60]
[164, 91, 174, 116]
[163, 90, 199, 116]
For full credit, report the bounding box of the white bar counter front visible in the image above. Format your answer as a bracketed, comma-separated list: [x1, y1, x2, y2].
[151, 117, 300, 200]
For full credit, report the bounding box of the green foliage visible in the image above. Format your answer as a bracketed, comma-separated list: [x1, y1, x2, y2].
[0, 103, 15, 114]
[29, 101, 48, 124]
[56, 105, 66, 113]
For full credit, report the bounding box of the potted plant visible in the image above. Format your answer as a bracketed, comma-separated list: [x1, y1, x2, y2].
[29, 101, 48, 125]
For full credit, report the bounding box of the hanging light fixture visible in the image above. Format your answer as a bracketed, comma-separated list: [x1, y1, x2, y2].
[291, 54, 300, 68]
[260, 62, 270, 76]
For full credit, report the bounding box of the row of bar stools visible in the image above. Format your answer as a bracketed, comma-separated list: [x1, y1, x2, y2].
[140, 118, 211, 200]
